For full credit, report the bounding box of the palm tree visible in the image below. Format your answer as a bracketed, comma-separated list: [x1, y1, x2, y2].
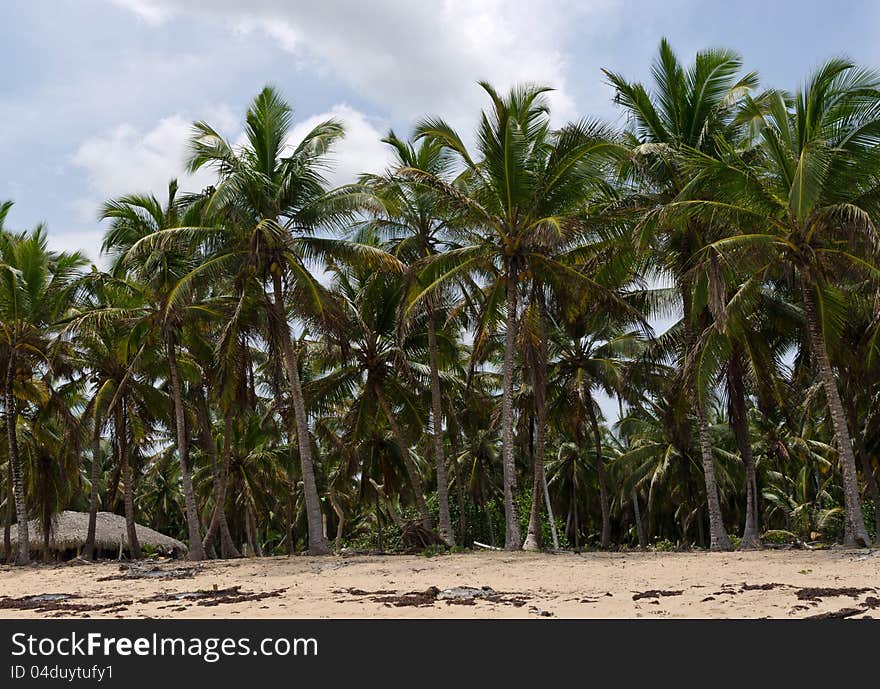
[678, 58, 880, 546]
[606, 39, 759, 550]
[409, 82, 623, 549]
[100, 181, 209, 559]
[68, 269, 167, 559]
[362, 131, 460, 544]
[0, 218, 86, 564]
[177, 86, 380, 554]
[308, 241, 434, 530]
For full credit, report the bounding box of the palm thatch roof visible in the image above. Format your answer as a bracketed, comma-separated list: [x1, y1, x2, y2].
[0, 511, 187, 556]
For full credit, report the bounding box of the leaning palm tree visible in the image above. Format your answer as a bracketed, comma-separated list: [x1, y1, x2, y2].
[678, 58, 880, 546]
[409, 82, 623, 549]
[606, 39, 758, 550]
[0, 218, 86, 564]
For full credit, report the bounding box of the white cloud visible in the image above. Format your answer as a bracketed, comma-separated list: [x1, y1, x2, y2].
[288, 104, 392, 187]
[108, 0, 623, 127]
[69, 114, 217, 221]
[70, 102, 389, 223]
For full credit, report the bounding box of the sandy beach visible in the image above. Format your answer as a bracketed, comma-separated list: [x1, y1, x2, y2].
[1, 549, 878, 619]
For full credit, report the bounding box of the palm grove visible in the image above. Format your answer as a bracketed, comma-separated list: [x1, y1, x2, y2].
[3, 41, 880, 565]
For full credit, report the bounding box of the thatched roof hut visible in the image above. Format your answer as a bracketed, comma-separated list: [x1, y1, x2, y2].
[1, 511, 187, 558]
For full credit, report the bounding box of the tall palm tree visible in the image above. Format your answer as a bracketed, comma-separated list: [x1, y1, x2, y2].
[679, 58, 880, 546]
[0, 218, 85, 564]
[177, 86, 381, 554]
[362, 131, 459, 544]
[100, 181, 209, 559]
[409, 82, 623, 549]
[606, 39, 758, 550]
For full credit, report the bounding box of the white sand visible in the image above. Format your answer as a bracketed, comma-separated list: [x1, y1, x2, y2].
[1, 549, 878, 619]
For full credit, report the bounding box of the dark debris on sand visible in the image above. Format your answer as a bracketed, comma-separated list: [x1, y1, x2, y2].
[632, 590, 683, 601]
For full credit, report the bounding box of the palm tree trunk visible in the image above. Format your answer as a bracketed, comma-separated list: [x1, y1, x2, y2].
[632, 488, 647, 548]
[329, 493, 344, 553]
[542, 468, 559, 549]
[271, 272, 329, 555]
[500, 275, 521, 550]
[582, 382, 611, 549]
[844, 390, 880, 546]
[244, 498, 262, 557]
[374, 384, 433, 530]
[800, 279, 871, 547]
[116, 397, 141, 559]
[427, 309, 454, 545]
[727, 348, 760, 549]
[201, 406, 241, 558]
[524, 298, 549, 551]
[84, 419, 102, 560]
[4, 458, 12, 562]
[449, 423, 467, 544]
[166, 337, 206, 560]
[682, 284, 732, 551]
[5, 350, 29, 565]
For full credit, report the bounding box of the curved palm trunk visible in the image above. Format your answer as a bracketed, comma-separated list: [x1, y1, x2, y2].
[800, 279, 870, 547]
[524, 299, 548, 551]
[5, 351, 29, 565]
[682, 284, 732, 551]
[116, 397, 141, 559]
[727, 349, 760, 549]
[375, 384, 433, 530]
[271, 272, 330, 555]
[427, 309, 454, 545]
[501, 276, 521, 550]
[582, 382, 611, 549]
[83, 419, 102, 560]
[166, 338, 206, 561]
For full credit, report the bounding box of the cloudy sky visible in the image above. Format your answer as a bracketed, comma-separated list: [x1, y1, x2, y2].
[2, 0, 878, 263]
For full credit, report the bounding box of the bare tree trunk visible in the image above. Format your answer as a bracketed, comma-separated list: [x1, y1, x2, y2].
[374, 384, 433, 530]
[682, 284, 732, 551]
[427, 309, 454, 545]
[271, 272, 329, 555]
[166, 338, 206, 560]
[500, 275, 521, 550]
[84, 420, 102, 560]
[524, 298, 548, 551]
[801, 279, 871, 547]
[727, 349, 760, 549]
[582, 382, 611, 549]
[116, 398, 141, 559]
[5, 350, 29, 564]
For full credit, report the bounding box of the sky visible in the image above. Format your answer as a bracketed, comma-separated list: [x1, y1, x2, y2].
[2, 0, 879, 264]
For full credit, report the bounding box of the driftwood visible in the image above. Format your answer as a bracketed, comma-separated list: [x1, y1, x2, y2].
[473, 541, 501, 551]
